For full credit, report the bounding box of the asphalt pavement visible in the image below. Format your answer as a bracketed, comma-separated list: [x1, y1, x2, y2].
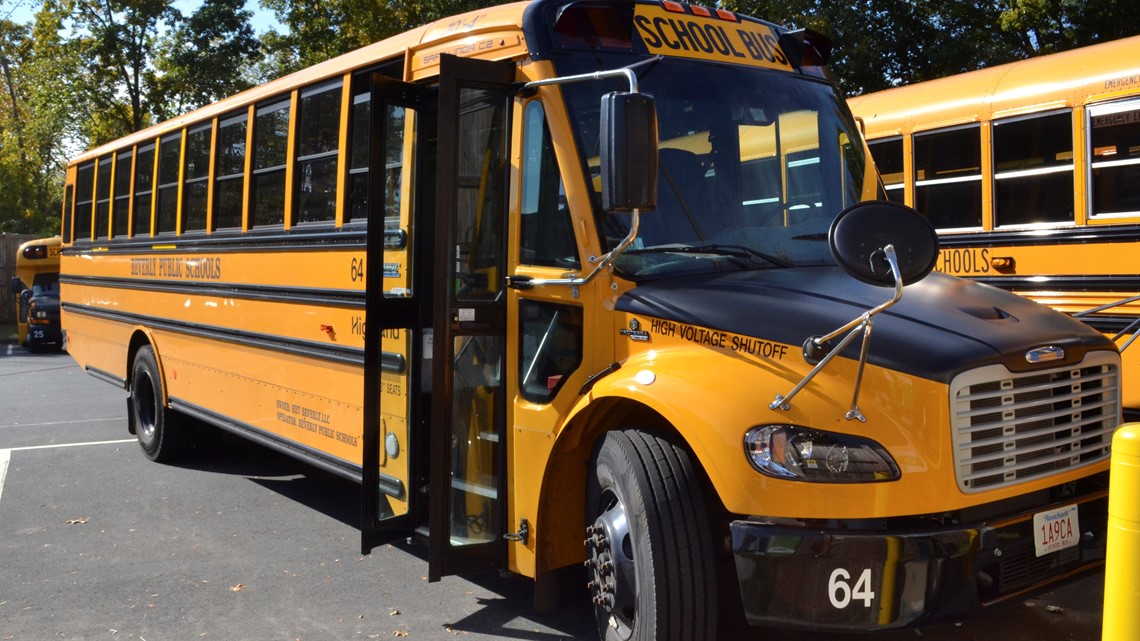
[0, 343, 1108, 640]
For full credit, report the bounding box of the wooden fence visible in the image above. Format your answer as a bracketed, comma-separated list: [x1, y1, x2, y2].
[1, 233, 38, 325]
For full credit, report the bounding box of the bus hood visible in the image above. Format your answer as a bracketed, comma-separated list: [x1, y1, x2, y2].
[615, 268, 1114, 383]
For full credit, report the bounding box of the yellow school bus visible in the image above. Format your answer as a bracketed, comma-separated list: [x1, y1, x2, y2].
[848, 35, 1140, 420]
[60, 1, 1121, 637]
[9, 236, 62, 350]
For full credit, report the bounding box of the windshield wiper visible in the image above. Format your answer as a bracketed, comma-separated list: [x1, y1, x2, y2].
[629, 244, 792, 268]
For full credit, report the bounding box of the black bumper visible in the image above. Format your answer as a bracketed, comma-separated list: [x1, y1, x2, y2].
[730, 493, 1107, 631]
[27, 325, 63, 348]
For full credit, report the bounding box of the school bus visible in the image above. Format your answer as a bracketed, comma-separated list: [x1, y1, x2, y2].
[60, 1, 1121, 637]
[848, 35, 1140, 421]
[9, 236, 63, 351]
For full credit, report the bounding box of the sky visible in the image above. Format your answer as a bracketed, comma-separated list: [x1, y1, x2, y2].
[1, 0, 284, 34]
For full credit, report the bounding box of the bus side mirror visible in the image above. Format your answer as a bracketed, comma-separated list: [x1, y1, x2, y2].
[829, 201, 939, 286]
[600, 91, 658, 212]
[9, 276, 22, 295]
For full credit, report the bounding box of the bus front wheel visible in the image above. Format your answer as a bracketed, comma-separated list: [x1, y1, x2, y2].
[130, 346, 185, 462]
[585, 430, 716, 641]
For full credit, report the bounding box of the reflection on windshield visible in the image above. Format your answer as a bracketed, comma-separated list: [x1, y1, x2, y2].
[559, 57, 872, 278]
[32, 273, 61, 297]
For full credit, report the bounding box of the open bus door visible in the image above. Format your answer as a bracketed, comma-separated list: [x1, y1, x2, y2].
[363, 56, 515, 582]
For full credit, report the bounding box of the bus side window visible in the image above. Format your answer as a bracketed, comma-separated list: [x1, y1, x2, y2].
[1089, 99, 1140, 218]
[156, 132, 183, 235]
[867, 138, 905, 204]
[214, 112, 248, 230]
[346, 89, 371, 224]
[95, 155, 112, 239]
[993, 111, 1073, 226]
[74, 161, 94, 241]
[519, 300, 583, 403]
[133, 143, 156, 237]
[252, 99, 291, 228]
[113, 149, 133, 238]
[296, 81, 342, 225]
[519, 101, 579, 269]
[914, 126, 982, 229]
[183, 123, 212, 233]
[62, 184, 73, 243]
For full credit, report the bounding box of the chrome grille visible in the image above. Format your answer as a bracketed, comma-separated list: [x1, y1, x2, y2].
[950, 351, 1120, 493]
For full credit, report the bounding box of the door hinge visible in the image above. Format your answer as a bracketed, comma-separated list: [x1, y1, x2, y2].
[503, 518, 529, 545]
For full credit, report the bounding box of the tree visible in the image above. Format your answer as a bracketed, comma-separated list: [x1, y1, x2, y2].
[255, 0, 517, 81]
[151, 0, 262, 120]
[67, 0, 180, 143]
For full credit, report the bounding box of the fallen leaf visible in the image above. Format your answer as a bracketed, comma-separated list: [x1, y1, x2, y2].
[1046, 605, 1064, 614]
[390, 610, 401, 616]
[229, 584, 245, 592]
[66, 517, 90, 525]
[393, 632, 408, 638]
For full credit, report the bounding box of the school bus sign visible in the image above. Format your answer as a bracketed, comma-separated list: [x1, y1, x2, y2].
[633, 4, 793, 71]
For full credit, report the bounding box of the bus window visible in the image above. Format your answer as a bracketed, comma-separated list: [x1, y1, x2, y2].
[214, 112, 248, 230]
[183, 124, 212, 233]
[867, 137, 905, 203]
[914, 125, 982, 229]
[113, 149, 133, 238]
[296, 81, 342, 224]
[156, 132, 182, 234]
[75, 162, 94, 241]
[346, 89, 371, 223]
[520, 101, 578, 268]
[133, 143, 155, 237]
[1089, 98, 1140, 218]
[95, 155, 112, 239]
[252, 99, 291, 227]
[993, 111, 1073, 226]
[519, 300, 583, 403]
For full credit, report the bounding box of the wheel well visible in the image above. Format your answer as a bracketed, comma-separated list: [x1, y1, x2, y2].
[125, 331, 154, 390]
[534, 398, 728, 579]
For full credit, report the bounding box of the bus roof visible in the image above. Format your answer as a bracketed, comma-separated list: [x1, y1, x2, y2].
[73, 1, 533, 164]
[847, 35, 1140, 136]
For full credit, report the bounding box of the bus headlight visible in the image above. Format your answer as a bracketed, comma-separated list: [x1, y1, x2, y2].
[744, 425, 899, 483]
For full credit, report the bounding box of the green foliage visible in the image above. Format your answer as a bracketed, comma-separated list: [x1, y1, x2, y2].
[723, 0, 1140, 95]
[152, 0, 262, 120]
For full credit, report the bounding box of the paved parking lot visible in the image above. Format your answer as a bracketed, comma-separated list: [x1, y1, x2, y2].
[0, 344, 1107, 640]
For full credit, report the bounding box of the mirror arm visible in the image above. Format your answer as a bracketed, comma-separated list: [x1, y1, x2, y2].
[523, 67, 638, 95]
[770, 245, 904, 421]
[508, 209, 640, 289]
[511, 67, 643, 290]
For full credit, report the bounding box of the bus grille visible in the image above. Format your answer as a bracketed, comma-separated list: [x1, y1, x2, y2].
[950, 351, 1120, 493]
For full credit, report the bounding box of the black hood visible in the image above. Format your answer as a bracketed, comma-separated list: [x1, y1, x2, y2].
[616, 268, 1114, 383]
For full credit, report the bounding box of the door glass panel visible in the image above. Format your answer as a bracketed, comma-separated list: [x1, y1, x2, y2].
[449, 334, 503, 545]
[454, 88, 507, 302]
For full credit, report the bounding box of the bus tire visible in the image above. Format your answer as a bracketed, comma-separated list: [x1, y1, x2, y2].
[131, 346, 185, 462]
[585, 430, 716, 641]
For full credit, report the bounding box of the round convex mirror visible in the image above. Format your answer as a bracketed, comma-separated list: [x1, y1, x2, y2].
[828, 201, 939, 286]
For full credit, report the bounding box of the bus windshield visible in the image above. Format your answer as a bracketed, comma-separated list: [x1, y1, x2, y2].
[560, 58, 872, 278]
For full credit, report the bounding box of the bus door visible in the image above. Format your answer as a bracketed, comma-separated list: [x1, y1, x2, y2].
[428, 55, 515, 580]
[361, 72, 432, 552]
[361, 56, 516, 581]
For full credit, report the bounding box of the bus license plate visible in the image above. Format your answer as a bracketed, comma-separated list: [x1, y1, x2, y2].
[1032, 504, 1079, 557]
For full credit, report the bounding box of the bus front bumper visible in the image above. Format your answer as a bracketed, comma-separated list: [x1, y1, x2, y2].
[730, 495, 1107, 631]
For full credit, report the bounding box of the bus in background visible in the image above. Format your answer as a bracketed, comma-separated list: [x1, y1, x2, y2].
[60, 1, 1121, 638]
[9, 235, 63, 351]
[848, 35, 1140, 420]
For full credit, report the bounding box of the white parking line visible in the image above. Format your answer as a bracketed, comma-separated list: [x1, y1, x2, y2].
[0, 439, 135, 508]
[0, 416, 126, 430]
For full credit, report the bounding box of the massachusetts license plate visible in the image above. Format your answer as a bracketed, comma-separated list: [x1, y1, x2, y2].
[1032, 504, 1079, 557]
